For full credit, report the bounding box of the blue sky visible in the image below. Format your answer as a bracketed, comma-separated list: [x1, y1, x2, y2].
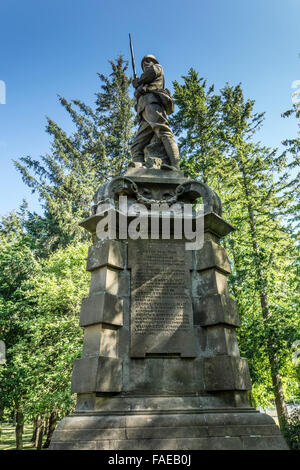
[0, 0, 299, 216]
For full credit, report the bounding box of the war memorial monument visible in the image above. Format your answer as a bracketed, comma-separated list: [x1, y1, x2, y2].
[50, 53, 288, 450]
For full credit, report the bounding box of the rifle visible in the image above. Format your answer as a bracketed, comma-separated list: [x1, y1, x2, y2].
[129, 33, 137, 79]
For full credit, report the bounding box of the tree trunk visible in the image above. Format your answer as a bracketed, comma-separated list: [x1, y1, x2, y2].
[269, 353, 289, 429]
[43, 410, 58, 448]
[12, 410, 16, 426]
[15, 409, 24, 450]
[44, 413, 50, 437]
[35, 415, 43, 449]
[31, 416, 38, 443]
[36, 422, 44, 450]
[0, 406, 4, 443]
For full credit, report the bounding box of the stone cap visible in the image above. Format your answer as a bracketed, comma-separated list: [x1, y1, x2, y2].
[204, 212, 235, 239]
[125, 167, 186, 182]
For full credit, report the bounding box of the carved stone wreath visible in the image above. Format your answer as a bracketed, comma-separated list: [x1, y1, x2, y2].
[93, 176, 222, 216]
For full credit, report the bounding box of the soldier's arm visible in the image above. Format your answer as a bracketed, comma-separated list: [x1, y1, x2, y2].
[132, 65, 162, 88]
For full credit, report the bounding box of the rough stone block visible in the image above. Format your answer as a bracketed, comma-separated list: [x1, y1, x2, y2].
[71, 356, 122, 393]
[241, 435, 289, 450]
[192, 269, 229, 297]
[95, 436, 244, 451]
[204, 411, 275, 426]
[118, 270, 131, 298]
[87, 240, 125, 271]
[195, 240, 231, 273]
[80, 292, 123, 327]
[125, 413, 207, 429]
[82, 325, 102, 356]
[126, 426, 209, 440]
[53, 428, 126, 441]
[82, 324, 118, 358]
[125, 358, 204, 394]
[56, 415, 126, 430]
[99, 326, 119, 357]
[216, 391, 251, 408]
[204, 356, 251, 391]
[51, 441, 97, 450]
[89, 267, 119, 296]
[206, 424, 280, 437]
[205, 326, 240, 357]
[194, 293, 240, 327]
[75, 393, 96, 411]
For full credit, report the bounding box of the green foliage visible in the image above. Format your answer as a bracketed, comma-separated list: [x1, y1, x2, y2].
[23, 242, 89, 418]
[0, 212, 39, 414]
[0, 225, 89, 419]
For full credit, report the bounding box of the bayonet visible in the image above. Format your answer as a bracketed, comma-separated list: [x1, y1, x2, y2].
[129, 33, 137, 79]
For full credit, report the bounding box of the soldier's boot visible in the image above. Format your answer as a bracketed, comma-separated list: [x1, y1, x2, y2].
[128, 161, 145, 169]
[160, 136, 180, 171]
[129, 151, 146, 168]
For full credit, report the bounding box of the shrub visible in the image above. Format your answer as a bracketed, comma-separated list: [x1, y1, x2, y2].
[282, 408, 300, 450]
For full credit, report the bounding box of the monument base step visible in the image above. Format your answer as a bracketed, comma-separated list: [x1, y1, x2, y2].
[50, 410, 288, 450]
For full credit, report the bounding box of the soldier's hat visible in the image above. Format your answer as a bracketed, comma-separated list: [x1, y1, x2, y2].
[141, 54, 159, 68]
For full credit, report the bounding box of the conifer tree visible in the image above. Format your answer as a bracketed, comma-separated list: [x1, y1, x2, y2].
[171, 73, 299, 428]
[170, 69, 223, 183]
[280, 100, 300, 228]
[220, 84, 299, 428]
[14, 56, 135, 253]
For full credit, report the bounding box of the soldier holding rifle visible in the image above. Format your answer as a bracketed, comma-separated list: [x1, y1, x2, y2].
[129, 35, 180, 171]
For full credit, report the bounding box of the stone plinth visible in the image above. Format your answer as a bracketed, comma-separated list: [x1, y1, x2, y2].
[50, 168, 288, 450]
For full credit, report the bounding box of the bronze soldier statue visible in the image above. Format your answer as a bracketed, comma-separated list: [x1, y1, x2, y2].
[130, 54, 180, 171]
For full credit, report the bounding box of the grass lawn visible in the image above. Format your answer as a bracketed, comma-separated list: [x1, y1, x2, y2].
[0, 423, 47, 450]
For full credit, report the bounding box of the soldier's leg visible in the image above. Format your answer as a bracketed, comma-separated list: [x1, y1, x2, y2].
[143, 104, 180, 170]
[130, 119, 154, 165]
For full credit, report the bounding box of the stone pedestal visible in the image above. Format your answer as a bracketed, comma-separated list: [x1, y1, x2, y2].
[50, 169, 288, 450]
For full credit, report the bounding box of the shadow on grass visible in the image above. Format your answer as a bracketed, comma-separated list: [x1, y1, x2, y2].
[0, 424, 47, 450]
